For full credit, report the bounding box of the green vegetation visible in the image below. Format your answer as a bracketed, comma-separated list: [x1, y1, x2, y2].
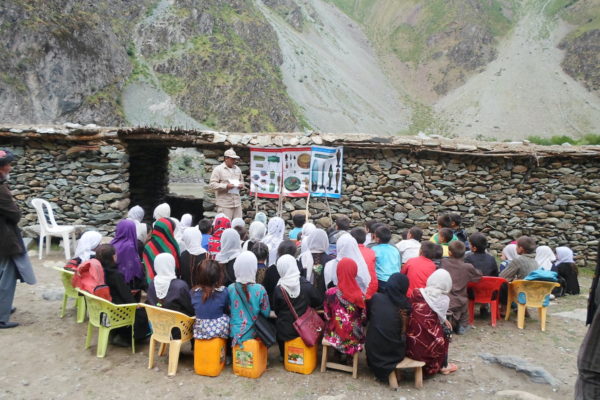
[0, 72, 28, 94]
[157, 73, 186, 96]
[527, 134, 600, 145]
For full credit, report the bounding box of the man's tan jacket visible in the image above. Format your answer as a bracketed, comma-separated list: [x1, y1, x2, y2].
[209, 162, 243, 208]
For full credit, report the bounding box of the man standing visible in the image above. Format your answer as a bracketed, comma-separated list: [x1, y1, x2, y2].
[0, 149, 36, 329]
[209, 148, 244, 220]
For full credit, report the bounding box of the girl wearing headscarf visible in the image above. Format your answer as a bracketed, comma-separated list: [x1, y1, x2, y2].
[242, 221, 266, 251]
[66, 231, 103, 271]
[142, 218, 180, 282]
[227, 251, 271, 347]
[95, 244, 150, 344]
[254, 212, 267, 226]
[111, 220, 146, 291]
[499, 243, 518, 273]
[179, 227, 207, 287]
[553, 246, 579, 295]
[153, 203, 171, 222]
[366, 273, 412, 382]
[300, 222, 317, 254]
[272, 254, 322, 356]
[208, 215, 231, 254]
[175, 213, 193, 252]
[231, 218, 245, 230]
[216, 228, 243, 286]
[323, 258, 367, 356]
[261, 217, 286, 266]
[406, 269, 457, 375]
[146, 253, 194, 317]
[127, 205, 148, 243]
[324, 233, 371, 294]
[536, 245, 556, 271]
[299, 229, 334, 299]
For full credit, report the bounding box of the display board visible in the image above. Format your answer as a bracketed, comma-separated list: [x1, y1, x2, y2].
[249, 146, 343, 198]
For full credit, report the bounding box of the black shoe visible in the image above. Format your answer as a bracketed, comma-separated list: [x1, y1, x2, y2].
[0, 321, 19, 329]
[10, 307, 16, 314]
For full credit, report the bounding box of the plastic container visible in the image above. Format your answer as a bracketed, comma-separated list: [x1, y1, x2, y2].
[232, 339, 268, 378]
[194, 338, 227, 377]
[284, 337, 317, 375]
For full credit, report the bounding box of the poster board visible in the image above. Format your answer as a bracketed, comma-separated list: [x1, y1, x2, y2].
[249, 146, 343, 198]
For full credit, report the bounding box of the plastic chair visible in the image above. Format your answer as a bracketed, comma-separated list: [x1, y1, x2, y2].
[52, 266, 86, 323]
[320, 338, 359, 379]
[467, 276, 508, 327]
[388, 357, 425, 389]
[77, 289, 137, 357]
[31, 198, 76, 260]
[505, 280, 561, 331]
[141, 304, 195, 376]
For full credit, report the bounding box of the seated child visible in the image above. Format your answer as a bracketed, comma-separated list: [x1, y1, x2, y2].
[432, 244, 444, 269]
[429, 214, 458, 246]
[364, 220, 379, 247]
[449, 213, 470, 252]
[288, 213, 306, 240]
[465, 232, 498, 276]
[402, 241, 437, 297]
[190, 259, 230, 340]
[441, 241, 482, 334]
[499, 236, 539, 311]
[198, 219, 212, 251]
[437, 228, 454, 257]
[251, 242, 270, 285]
[396, 226, 422, 265]
[350, 227, 378, 299]
[372, 225, 401, 292]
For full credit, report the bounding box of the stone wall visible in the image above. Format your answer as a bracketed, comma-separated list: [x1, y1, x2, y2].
[201, 148, 599, 266]
[4, 138, 130, 235]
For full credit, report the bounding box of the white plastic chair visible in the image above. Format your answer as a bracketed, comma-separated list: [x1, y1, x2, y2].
[31, 198, 76, 260]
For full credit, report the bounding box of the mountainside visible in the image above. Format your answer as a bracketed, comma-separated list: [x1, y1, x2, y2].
[0, 0, 598, 139]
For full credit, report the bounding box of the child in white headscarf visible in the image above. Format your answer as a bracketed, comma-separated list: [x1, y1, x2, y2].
[127, 205, 148, 243]
[179, 227, 207, 287]
[324, 233, 371, 293]
[536, 245, 556, 271]
[499, 243, 518, 272]
[73, 231, 103, 263]
[153, 203, 171, 221]
[261, 217, 286, 266]
[216, 229, 243, 286]
[243, 221, 267, 251]
[146, 253, 194, 316]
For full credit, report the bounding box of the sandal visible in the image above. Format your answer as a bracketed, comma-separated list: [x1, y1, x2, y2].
[440, 363, 458, 375]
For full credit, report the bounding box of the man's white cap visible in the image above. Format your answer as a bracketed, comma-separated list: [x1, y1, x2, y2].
[224, 148, 240, 159]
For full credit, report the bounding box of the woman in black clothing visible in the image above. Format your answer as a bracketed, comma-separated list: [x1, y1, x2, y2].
[263, 240, 299, 305]
[553, 246, 580, 295]
[272, 254, 322, 357]
[366, 273, 412, 382]
[146, 253, 194, 317]
[95, 244, 150, 344]
[179, 227, 207, 287]
[298, 229, 334, 302]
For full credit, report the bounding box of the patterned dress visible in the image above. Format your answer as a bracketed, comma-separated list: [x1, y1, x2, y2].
[191, 287, 230, 340]
[227, 283, 271, 347]
[406, 289, 450, 375]
[323, 287, 367, 355]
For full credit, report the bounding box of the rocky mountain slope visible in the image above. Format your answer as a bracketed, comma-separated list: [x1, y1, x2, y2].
[0, 0, 598, 139]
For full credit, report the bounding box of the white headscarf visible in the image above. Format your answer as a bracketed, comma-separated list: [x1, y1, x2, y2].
[175, 213, 193, 251]
[277, 254, 301, 298]
[254, 212, 267, 225]
[555, 247, 574, 265]
[300, 229, 329, 283]
[127, 206, 144, 222]
[243, 221, 267, 250]
[261, 217, 285, 266]
[215, 228, 242, 263]
[536, 246, 556, 271]
[153, 253, 177, 299]
[300, 223, 317, 254]
[420, 269, 452, 323]
[233, 251, 258, 284]
[75, 231, 102, 262]
[231, 218, 245, 229]
[324, 233, 371, 293]
[153, 203, 171, 220]
[182, 227, 206, 256]
[502, 243, 518, 261]
[127, 205, 148, 242]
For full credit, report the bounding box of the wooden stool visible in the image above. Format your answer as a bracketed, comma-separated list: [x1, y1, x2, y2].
[320, 338, 359, 379]
[388, 357, 425, 389]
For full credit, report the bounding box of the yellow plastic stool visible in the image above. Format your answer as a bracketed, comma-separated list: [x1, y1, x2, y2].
[233, 339, 268, 379]
[284, 337, 317, 375]
[194, 338, 227, 377]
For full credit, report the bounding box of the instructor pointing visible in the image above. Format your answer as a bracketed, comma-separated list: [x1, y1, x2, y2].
[209, 148, 244, 220]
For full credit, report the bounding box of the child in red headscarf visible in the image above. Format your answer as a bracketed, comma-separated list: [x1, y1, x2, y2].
[208, 215, 231, 254]
[323, 257, 367, 355]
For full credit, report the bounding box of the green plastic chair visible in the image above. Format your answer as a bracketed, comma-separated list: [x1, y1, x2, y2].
[77, 289, 138, 358]
[53, 266, 86, 323]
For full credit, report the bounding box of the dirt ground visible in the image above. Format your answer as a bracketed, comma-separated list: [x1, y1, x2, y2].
[0, 252, 592, 400]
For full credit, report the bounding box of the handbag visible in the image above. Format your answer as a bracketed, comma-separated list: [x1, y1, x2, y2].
[280, 287, 325, 347]
[234, 284, 277, 348]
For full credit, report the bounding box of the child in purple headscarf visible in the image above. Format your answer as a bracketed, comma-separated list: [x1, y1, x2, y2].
[111, 219, 147, 292]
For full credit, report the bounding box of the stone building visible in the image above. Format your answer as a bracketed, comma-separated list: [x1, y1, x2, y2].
[1, 124, 598, 266]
